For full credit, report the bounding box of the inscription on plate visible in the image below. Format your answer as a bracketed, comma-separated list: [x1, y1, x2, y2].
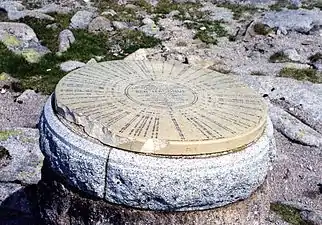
[55, 60, 267, 155]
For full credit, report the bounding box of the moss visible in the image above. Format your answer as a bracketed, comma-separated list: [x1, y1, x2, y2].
[253, 23, 272, 35]
[21, 49, 42, 63]
[0, 130, 21, 141]
[270, 202, 312, 225]
[2, 35, 21, 47]
[217, 3, 259, 20]
[308, 52, 322, 63]
[278, 67, 322, 83]
[269, 51, 289, 63]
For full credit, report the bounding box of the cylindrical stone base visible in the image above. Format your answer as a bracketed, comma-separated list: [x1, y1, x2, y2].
[37, 161, 270, 225]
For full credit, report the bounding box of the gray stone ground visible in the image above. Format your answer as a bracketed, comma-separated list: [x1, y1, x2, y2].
[0, 0, 322, 224]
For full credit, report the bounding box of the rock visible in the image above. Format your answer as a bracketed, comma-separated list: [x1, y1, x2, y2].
[112, 21, 129, 30]
[138, 23, 160, 36]
[199, 4, 234, 23]
[283, 48, 301, 62]
[0, 1, 25, 12]
[0, 88, 6, 94]
[167, 10, 180, 18]
[15, 90, 38, 104]
[238, 75, 322, 135]
[260, 9, 322, 34]
[34, 3, 73, 14]
[300, 210, 322, 225]
[38, 159, 270, 225]
[0, 22, 50, 63]
[0, 183, 38, 224]
[87, 58, 97, 64]
[0, 128, 43, 185]
[69, 10, 96, 29]
[269, 105, 322, 147]
[142, 17, 155, 25]
[88, 16, 114, 34]
[6, 10, 55, 21]
[58, 29, 75, 53]
[60, 60, 86, 72]
[124, 48, 148, 60]
[101, 9, 117, 17]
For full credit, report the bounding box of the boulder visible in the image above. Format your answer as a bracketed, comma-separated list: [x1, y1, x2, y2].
[88, 16, 114, 34]
[60, 60, 86, 72]
[58, 29, 75, 53]
[0, 22, 50, 63]
[69, 10, 96, 29]
[260, 9, 322, 34]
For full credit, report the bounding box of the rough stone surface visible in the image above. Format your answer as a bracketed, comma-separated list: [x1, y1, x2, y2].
[40, 95, 275, 211]
[260, 9, 322, 34]
[69, 10, 96, 29]
[15, 89, 38, 104]
[88, 16, 114, 33]
[112, 21, 129, 30]
[239, 75, 322, 134]
[269, 104, 322, 147]
[37, 161, 270, 225]
[58, 29, 75, 53]
[0, 128, 43, 185]
[0, 22, 50, 63]
[6, 10, 55, 21]
[34, 3, 73, 14]
[199, 4, 234, 22]
[0, 128, 43, 224]
[59, 60, 85, 72]
[39, 96, 110, 198]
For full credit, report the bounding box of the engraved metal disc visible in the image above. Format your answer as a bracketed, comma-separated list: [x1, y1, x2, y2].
[54, 60, 267, 155]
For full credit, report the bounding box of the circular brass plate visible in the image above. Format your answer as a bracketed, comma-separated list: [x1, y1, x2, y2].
[55, 60, 267, 155]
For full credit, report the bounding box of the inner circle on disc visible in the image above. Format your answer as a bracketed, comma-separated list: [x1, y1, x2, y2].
[125, 80, 198, 108]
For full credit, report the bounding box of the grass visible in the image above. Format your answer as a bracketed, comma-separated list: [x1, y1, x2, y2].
[253, 23, 273, 35]
[0, 130, 21, 141]
[269, 51, 290, 63]
[185, 20, 227, 45]
[0, 13, 161, 94]
[278, 67, 322, 83]
[270, 203, 312, 225]
[217, 3, 259, 20]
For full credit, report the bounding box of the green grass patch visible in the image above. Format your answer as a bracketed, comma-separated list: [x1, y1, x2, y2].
[0, 130, 21, 141]
[0, 27, 161, 94]
[185, 20, 227, 45]
[270, 203, 312, 225]
[253, 23, 272, 35]
[217, 3, 259, 20]
[278, 67, 322, 83]
[269, 51, 289, 63]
